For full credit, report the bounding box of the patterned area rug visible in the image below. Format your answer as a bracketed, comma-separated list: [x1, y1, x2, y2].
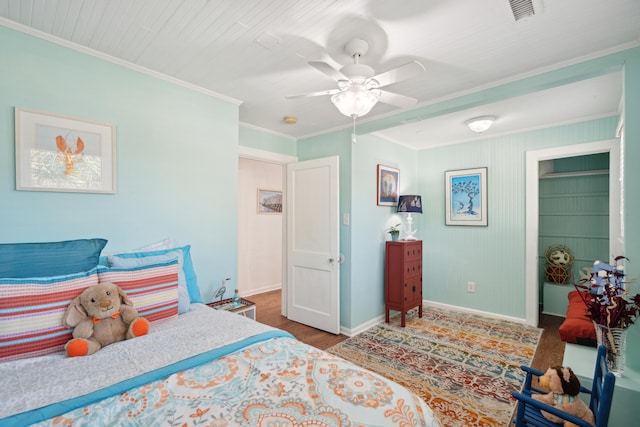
[327, 306, 542, 427]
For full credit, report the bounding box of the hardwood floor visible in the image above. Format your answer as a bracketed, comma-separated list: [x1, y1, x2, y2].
[251, 289, 348, 350]
[249, 290, 566, 371]
[532, 312, 566, 370]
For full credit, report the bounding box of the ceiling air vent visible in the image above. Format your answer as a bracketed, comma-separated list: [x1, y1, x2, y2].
[509, 0, 536, 21]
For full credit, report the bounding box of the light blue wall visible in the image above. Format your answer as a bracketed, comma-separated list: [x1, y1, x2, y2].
[418, 117, 618, 318]
[350, 134, 418, 327]
[239, 124, 297, 156]
[0, 26, 240, 302]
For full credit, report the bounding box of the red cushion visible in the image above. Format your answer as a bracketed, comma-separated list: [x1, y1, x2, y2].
[558, 291, 596, 345]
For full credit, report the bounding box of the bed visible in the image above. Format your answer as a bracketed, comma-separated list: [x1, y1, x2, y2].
[0, 239, 441, 426]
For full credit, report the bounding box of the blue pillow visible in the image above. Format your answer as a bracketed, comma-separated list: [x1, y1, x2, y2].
[111, 244, 202, 304]
[0, 239, 107, 278]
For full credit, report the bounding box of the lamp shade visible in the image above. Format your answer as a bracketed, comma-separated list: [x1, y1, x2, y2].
[397, 195, 422, 214]
[331, 88, 380, 118]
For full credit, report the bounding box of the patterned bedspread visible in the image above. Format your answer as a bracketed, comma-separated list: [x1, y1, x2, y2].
[33, 336, 439, 426]
[1, 304, 440, 426]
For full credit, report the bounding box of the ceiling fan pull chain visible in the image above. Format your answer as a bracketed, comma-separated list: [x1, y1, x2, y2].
[352, 116, 357, 144]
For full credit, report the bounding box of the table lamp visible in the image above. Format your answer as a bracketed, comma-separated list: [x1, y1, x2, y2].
[397, 195, 422, 240]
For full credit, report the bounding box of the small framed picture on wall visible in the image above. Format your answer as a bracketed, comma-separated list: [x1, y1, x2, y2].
[257, 189, 283, 214]
[377, 164, 400, 206]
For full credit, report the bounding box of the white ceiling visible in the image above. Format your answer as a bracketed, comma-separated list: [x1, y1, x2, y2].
[1, 0, 638, 148]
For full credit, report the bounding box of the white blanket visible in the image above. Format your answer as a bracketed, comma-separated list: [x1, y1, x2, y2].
[0, 303, 277, 419]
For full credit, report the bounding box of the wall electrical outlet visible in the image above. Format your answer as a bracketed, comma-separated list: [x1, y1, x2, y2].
[467, 281, 476, 293]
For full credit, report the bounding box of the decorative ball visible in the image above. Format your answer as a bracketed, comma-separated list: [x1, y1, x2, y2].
[546, 266, 569, 284]
[550, 250, 570, 265]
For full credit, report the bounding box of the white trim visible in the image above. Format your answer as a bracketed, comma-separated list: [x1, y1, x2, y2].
[238, 145, 297, 164]
[240, 122, 297, 141]
[340, 315, 385, 338]
[525, 139, 620, 326]
[241, 284, 281, 298]
[0, 18, 242, 106]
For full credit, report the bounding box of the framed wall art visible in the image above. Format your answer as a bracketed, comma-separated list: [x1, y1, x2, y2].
[377, 164, 399, 206]
[445, 167, 488, 226]
[257, 189, 283, 214]
[15, 107, 116, 193]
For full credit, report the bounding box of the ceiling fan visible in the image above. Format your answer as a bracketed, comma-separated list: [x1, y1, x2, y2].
[286, 38, 426, 118]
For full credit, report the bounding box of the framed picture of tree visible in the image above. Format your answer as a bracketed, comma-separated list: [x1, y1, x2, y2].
[445, 167, 487, 226]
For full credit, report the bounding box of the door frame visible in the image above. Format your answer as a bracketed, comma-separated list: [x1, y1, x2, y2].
[238, 146, 297, 316]
[525, 139, 621, 326]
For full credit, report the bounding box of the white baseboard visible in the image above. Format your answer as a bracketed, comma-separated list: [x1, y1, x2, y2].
[342, 301, 529, 337]
[242, 284, 281, 297]
[340, 314, 386, 337]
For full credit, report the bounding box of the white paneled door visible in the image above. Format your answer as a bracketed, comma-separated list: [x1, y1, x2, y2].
[286, 156, 340, 334]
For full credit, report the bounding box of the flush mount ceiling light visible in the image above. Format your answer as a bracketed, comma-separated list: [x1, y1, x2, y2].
[466, 116, 497, 133]
[283, 115, 297, 124]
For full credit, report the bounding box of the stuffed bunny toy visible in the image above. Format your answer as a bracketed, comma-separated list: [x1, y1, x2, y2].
[533, 366, 595, 427]
[63, 282, 149, 357]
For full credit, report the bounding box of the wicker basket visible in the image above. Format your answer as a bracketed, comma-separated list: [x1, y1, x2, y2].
[544, 244, 574, 284]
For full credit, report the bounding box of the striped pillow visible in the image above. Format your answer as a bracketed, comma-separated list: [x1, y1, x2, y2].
[0, 268, 98, 362]
[98, 259, 179, 324]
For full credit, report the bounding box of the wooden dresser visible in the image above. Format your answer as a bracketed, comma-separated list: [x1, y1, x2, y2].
[385, 240, 423, 327]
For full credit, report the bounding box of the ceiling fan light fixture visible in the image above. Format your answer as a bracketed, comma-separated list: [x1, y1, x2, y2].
[466, 115, 497, 133]
[331, 89, 380, 118]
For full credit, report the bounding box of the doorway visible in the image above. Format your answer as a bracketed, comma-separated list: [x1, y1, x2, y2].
[238, 146, 296, 305]
[525, 139, 621, 326]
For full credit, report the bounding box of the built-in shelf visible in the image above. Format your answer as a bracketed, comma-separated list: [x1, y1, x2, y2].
[540, 169, 609, 179]
[540, 191, 609, 198]
[539, 233, 608, 239]
[539, 212, 609, 216]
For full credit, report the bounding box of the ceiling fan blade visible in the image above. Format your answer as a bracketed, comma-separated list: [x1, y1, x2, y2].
[286, 88, 341, 99]
[378, 90, 418, 108]
[371, 61, 425, 88]
[309, 61, 347, 81]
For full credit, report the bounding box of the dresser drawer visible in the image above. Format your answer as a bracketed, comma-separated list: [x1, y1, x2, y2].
[404, 260, 422, 277]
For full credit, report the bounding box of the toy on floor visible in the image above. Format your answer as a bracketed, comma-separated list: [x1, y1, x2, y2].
[63, 282, 149, 357]
[534, 365, 595, 426]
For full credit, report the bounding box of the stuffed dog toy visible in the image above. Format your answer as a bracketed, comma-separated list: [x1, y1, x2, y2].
[63, 282, 149, 357]
[533, 366, 595, 427]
